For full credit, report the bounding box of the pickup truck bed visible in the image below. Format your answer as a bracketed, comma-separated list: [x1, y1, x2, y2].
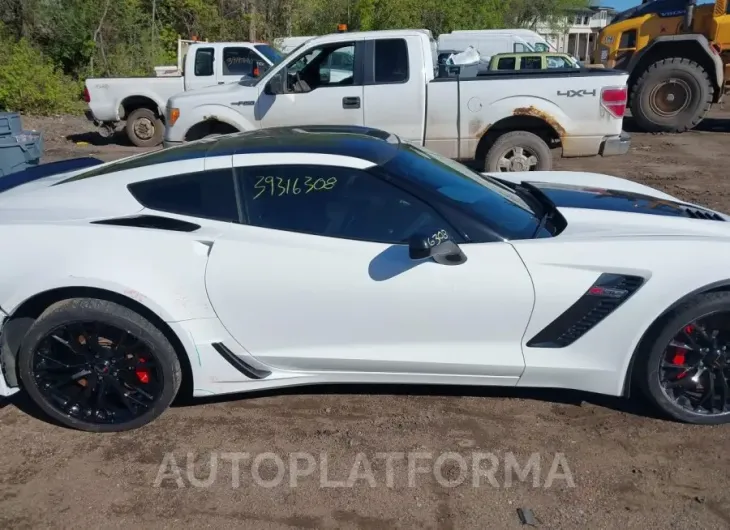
[425, 67, 629, 161]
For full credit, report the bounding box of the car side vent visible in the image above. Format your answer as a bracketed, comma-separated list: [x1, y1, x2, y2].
[92, 215, 201, 232]
[684, 207, 725, 221]
[527, 273, 645, 348]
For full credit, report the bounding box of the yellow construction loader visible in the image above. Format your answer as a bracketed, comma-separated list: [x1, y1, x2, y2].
[595, 0, 730, 132]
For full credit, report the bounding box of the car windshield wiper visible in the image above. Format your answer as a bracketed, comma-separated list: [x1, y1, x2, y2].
[514, 182, 558, 237]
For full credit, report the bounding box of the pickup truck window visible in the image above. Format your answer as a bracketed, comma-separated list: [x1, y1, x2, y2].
[287, 42, 356, 90]
[497, 57, 516, 70]
[238, 164, 457, 244]
[546, 56, 573, 69]
[520, 56, 542, 70]
[383, 143, 542, 241]
[128, 169, 239, 223]
[195, 48, 214, 76]
[374, 39, 409, 84]
[223, 47, 261, 76]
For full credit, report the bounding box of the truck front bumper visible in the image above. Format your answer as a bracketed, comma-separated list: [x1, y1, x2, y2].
[599, 131, 631, 157]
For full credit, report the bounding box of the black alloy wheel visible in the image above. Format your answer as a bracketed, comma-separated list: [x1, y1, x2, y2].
[19, 298, 181, 432]
[641, 292, 730, 424]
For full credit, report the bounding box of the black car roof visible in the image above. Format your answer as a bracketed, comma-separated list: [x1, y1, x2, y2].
[57, 126, 402, 184]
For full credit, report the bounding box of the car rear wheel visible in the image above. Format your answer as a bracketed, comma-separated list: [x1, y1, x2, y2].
[18, 298, 181, 432]
[639, 292, 730, 424]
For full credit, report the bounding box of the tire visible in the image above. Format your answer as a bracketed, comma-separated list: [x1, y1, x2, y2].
[18, 298, 182, 432]
[637, 292, 730, 425]
[484, 131, 552, 172]
[125, 107, 164, 147]
[630, 58, 713, 133]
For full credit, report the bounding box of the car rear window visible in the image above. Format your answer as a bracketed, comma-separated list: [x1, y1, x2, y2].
[55, 141, 217, 185]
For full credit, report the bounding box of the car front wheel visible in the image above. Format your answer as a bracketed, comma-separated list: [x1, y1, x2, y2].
[639, 292, 730, 424]
[18, 298, 182, 432]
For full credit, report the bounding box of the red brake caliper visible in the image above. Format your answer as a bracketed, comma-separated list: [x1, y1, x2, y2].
[673, 325, 694, 379]
[135, 357, 150, 384]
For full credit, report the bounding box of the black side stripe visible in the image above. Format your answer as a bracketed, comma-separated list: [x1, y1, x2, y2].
[527, 273, 646, 348]
[212, 342, 271, 379]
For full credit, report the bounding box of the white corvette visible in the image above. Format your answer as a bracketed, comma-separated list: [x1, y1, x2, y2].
[1, 125, 729, 432]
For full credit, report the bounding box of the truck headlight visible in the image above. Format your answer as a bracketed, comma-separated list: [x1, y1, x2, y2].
[168, 108, 180, 126]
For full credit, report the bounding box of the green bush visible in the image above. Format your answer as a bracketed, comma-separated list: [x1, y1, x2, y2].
[0, 37, 84, 115]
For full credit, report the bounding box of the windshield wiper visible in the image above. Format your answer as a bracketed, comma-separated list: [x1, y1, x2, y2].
[514, 182, 558, 237]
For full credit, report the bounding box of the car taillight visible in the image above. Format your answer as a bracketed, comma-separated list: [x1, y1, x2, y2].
[83, 86, 90, 103]
[600, 86, 627, 119]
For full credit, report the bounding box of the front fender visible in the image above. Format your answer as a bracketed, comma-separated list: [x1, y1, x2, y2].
[182, 104, 256, 140]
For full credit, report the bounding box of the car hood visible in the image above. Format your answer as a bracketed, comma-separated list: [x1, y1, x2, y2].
[487, 171, 730, 239]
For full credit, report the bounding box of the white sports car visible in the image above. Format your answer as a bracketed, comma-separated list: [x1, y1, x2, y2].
[1, 125, 729, 432]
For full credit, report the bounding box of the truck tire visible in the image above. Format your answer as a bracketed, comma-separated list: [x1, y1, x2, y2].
[485, 131, 552, 172]
[126, 108, 164, 147]
[630, 58, 713, 133]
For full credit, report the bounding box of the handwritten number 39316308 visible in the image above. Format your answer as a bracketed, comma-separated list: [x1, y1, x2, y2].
[252, 176, 337, 199]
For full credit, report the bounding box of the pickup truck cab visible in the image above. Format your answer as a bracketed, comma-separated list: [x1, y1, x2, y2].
[490, 52, 579, 71]
[164, 29, 630, 172]
[84, 41, 282, 147]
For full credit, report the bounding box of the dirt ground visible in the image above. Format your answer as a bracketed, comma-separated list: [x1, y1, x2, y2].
[2, 113, 730, 529]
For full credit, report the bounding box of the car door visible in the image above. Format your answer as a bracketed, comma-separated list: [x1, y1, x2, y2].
[362, 36, 425, 144]
[255, 41, 364, 128]
[204, 158, 533, 381]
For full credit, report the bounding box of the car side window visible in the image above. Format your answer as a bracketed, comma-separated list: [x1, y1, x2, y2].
[128, 169, 239, 223]
[520, 56, 542, 70]
[497, 57, 516, 70]
[194, 48, 214, 76]
[238, 165, 456, 244]
[223, 47, 264, 77]
[374, 39, 409, 84]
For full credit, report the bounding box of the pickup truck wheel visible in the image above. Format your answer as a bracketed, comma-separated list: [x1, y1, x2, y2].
[630, 58, 712, 133]
[126, 108, 164, 148]
[485, 131, 552, 172]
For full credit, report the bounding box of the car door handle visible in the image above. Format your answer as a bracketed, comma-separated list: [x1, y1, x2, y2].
[231, 101, 255, 106]
[218, 82, 225, 85]
[342, 96, 360, 109]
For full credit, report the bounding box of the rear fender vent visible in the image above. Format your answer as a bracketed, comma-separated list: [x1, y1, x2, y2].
[92, 215, 200, 232]
[684, 207, 725, 221]
[527, 273, 645, 348]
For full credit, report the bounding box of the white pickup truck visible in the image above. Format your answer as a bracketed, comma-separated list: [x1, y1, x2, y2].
[83, 41, 282, 147]
[164, 29, 631, 171]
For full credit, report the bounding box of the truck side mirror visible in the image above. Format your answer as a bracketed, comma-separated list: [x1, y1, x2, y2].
[265, 70, 286, 95]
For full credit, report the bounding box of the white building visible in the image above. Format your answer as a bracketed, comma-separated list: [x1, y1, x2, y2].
[535, 4, 616, 62]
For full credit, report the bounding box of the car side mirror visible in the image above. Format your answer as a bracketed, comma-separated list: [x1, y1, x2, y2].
[265, 70, 286, 95]
[408, 229, 467, 266]
[319, 69, 331, 84]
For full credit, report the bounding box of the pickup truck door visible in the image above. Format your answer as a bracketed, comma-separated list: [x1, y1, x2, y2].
[185, 46, 221, 91]
[255, 40, 364, 128]
[216, 45, 269, 85]
[361, 36, 426, 144]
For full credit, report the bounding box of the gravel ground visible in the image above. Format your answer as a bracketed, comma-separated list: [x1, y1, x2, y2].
[1, 113, 730, 529]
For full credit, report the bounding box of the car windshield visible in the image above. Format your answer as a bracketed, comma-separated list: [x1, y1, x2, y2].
[383, 142, 542, 240]
[255, 44, 283, 64]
